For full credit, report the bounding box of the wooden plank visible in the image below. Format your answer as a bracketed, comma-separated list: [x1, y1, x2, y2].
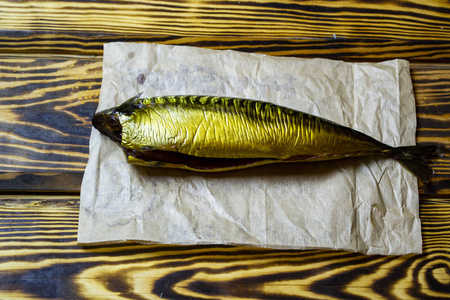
[0, 1, 447, 299]
[1, 32, 450, 62]
[412, 65, 450, 194]
[1, 0, 449, 39]
[0, 54, 448, 194]
[0, 54, 101, 174]
[1, 0, 449, 62]
[0, 172, 83, 193]
[0, 195, 448, 299]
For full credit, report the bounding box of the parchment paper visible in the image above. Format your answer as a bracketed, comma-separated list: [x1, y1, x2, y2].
[78, 42, 422, 255]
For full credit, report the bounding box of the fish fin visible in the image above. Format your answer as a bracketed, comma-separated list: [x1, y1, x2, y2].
[391, 145, 448, 183]
[133, 92, 143, 100]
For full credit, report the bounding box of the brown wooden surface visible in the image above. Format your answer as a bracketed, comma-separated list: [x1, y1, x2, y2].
[0, 0, 449, 299]
[1, 195, 449, 299]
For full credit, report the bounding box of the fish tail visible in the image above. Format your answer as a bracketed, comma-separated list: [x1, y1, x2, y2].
[390, 145, 448, 183]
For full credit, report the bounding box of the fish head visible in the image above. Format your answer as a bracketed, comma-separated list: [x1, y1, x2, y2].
[92, 107, 123, 144]
[92, 93, 144, 145]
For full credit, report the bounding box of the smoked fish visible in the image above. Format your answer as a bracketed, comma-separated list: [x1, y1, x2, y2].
[92, 94, 445, 182]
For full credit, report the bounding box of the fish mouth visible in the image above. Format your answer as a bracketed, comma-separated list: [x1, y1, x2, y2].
[92, 111, 122, 144]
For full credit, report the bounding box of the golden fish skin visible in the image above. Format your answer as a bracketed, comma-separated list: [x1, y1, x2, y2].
[92, 94, 445, 182]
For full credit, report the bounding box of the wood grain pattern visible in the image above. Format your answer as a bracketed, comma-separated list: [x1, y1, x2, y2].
[1, 0, 449, 39]
[1, 0, 449, 298]
[0, 55, 101, 173]
[1, 32, 450, 62]
[0, 54, 448, 194]
[0, 195, 449, 299]
[0, 172, 83, 192]
[1, 0, 449, 63]
[411, 65, 450, 192]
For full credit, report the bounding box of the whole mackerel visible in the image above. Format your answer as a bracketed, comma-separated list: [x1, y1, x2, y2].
[92, 94, 445, 182]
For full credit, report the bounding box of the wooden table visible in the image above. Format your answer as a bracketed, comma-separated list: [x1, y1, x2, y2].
[1, 1, 449, 299]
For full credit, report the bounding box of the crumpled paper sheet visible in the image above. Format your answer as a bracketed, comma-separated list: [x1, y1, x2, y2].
[78, 42, 422, 255]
